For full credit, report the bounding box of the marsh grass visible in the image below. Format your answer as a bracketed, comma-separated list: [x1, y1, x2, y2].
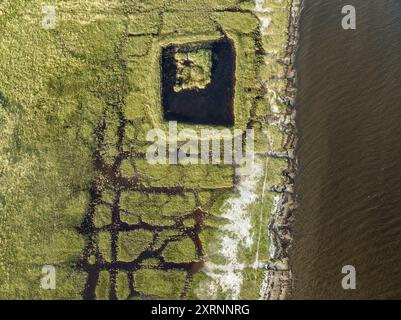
[0, 0, 292, 299]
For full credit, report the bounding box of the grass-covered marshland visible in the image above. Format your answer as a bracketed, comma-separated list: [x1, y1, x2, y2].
[0, 0, 293, 299]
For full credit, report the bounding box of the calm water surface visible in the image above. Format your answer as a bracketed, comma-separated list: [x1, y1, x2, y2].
[292, 0, 401, 299]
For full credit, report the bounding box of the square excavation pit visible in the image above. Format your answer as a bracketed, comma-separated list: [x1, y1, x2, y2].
[161, 38, 236, 126]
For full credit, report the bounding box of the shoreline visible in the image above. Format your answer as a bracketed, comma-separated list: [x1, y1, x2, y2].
[261, 0, 302, 300]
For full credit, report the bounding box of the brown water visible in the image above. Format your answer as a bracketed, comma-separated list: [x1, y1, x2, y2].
[292, 0, 401, 299]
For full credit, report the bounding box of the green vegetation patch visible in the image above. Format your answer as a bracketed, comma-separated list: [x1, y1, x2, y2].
[127, 12, 160, 35]
[174, 48, 212, 92]
[120, 191, 197, 224]
[118, 230, 154, 262]
[93, 204, 113, 228]
[135, 269, 187, 299]
[96, 271, 110, 300]
[99, 232, 112, 262]
[116, 271, 131, 300]
[163, 238, 197, 263]
[135, 160, 234, 189]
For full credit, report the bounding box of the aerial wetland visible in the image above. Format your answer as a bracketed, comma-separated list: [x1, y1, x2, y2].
[0, 0, 299, 300]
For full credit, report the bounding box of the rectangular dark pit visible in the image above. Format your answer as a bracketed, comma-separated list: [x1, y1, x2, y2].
[161, 38, 236, 126]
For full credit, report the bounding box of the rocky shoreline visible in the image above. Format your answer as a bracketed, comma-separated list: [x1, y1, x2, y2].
[260, 0, 302, 300]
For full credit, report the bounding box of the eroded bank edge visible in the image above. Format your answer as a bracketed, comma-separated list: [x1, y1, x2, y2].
[260, 0, 301, 300]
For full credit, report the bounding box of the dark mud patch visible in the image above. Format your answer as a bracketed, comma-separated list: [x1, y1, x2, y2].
[161, 38, 236, 126]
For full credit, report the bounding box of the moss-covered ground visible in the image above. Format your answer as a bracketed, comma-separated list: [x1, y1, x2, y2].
[0, 0, 292, 299]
